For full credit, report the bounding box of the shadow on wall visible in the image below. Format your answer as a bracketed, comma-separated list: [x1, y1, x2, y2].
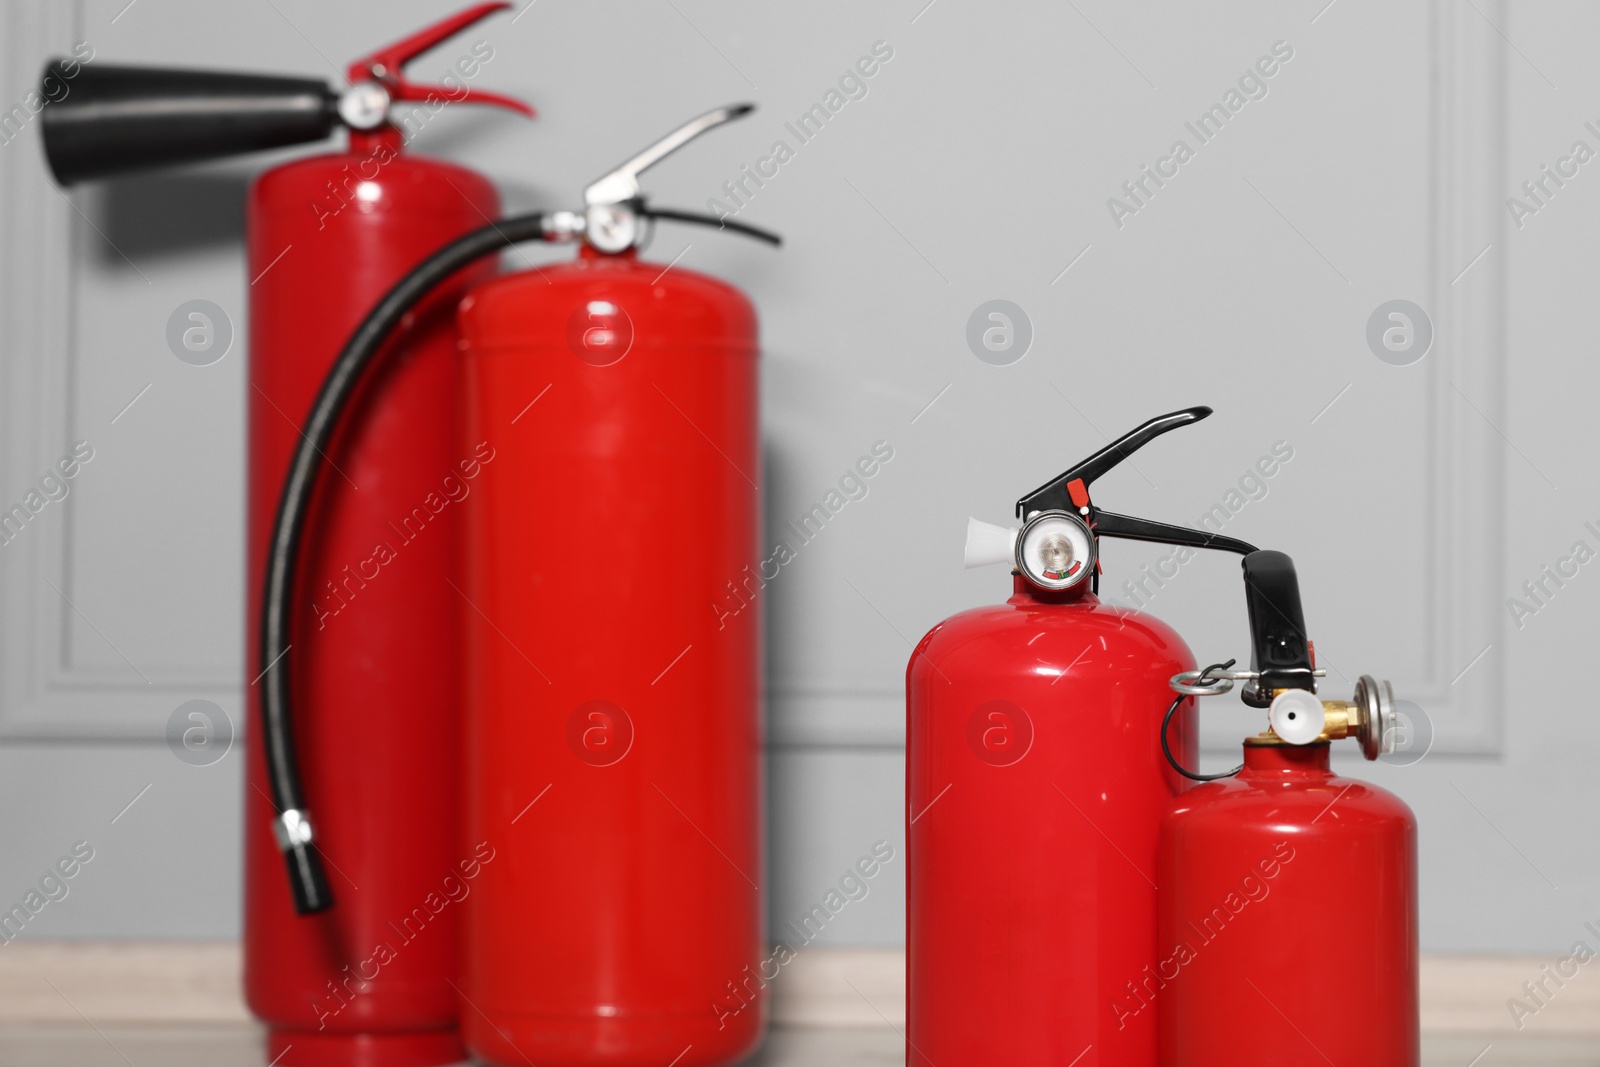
[90, 171, 248, 263]
[761, 439, 800, 677]
[761, 438, 789, 939]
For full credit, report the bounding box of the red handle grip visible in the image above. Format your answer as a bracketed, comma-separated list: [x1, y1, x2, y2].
[347, 1, 534, 117]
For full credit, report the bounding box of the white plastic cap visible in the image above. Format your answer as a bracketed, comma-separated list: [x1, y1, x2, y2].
[1268, 689, 1326, 746]
[964, 518, 1019, 569]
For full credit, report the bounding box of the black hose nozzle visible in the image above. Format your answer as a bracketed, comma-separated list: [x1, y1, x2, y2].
[39, 60, 338, 186]
[271, 808, 333, 914]
[285, 841, 334, 915]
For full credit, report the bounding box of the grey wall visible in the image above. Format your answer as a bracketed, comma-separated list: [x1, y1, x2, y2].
[0, 0, 1593, 953]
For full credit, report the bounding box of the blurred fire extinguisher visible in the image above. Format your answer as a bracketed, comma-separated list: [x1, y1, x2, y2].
[39, 6, 534, 1066]
[908, 406, 1257, 1066]
[251, 108, 779, 1067]
[1154, 552, 1417, 1066]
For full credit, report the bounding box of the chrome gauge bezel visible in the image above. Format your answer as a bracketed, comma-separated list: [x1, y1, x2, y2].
[1015, 510, 1096, 592]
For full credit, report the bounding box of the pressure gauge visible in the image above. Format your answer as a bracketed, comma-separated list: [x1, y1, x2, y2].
[1016, 511, 1095, 592]
[1354, 674, 1396, 761]
[337, 81, 391, 130]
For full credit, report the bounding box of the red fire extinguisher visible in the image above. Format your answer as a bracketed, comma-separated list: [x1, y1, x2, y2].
[1153, 553, 1417, 1066]
[907, 407, 1259, 1067]
[245, 108, 778, 1067]
[41, 7, 533, 1066]
[453, 108, 777, 1067]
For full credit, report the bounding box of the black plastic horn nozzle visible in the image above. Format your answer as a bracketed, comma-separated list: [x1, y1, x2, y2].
[39, 61, 338, 185]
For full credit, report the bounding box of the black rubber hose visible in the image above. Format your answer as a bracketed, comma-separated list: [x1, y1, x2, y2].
[260, 211, 552, 915]
[260, 206, 780, 915]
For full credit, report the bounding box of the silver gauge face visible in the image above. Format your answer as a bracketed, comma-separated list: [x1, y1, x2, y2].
[338, 81, 392, 131]
[1017, 511, 1095, 592]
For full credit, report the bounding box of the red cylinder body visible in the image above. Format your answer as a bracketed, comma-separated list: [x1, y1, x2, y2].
[455, 247, 764, 1067]
[244, 130, 500, 1067]
[1156, 742, 1419, 1066]
[906, 577, 1196, 1067]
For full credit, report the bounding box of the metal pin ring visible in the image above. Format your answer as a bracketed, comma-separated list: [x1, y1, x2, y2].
[1169, 668, 1259, 697]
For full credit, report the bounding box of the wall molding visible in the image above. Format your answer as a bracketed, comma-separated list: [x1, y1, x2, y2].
[0, 1, 1509, 752]
[774, 0, 1512, 758]
[0, 1, 239, 743]
[1407, 0, 1509, 756]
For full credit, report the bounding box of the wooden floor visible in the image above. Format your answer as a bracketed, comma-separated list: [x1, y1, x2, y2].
[0, 1028, 1587, 1066]
[0, 943, 1592, 1064]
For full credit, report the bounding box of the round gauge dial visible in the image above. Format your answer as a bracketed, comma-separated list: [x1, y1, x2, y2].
[1017, 511, 1095, 592]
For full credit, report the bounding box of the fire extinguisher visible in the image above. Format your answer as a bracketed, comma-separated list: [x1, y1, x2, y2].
[1153, 553, 1417, 1066]
[249, 108, 778, 1067]
[907, 406, 1259, 1066]
[453, 109, 778, 1067]
[40, 6, 533, 1066]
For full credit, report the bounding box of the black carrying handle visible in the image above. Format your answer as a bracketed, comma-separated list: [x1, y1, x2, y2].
[39, 61, 338, 185]
[1240, 549, 1316, 707]
[1016, 406, 1258, 557]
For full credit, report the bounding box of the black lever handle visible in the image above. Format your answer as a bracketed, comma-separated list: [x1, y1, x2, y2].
[642, 207, 782, 246]
[1016, 406, 1213, 518]
[1093, 510, 1257, 556]
[40, 61, 338, 186]
[1240, 549, 1315, 707]
[1015, 405, 1259, 579]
